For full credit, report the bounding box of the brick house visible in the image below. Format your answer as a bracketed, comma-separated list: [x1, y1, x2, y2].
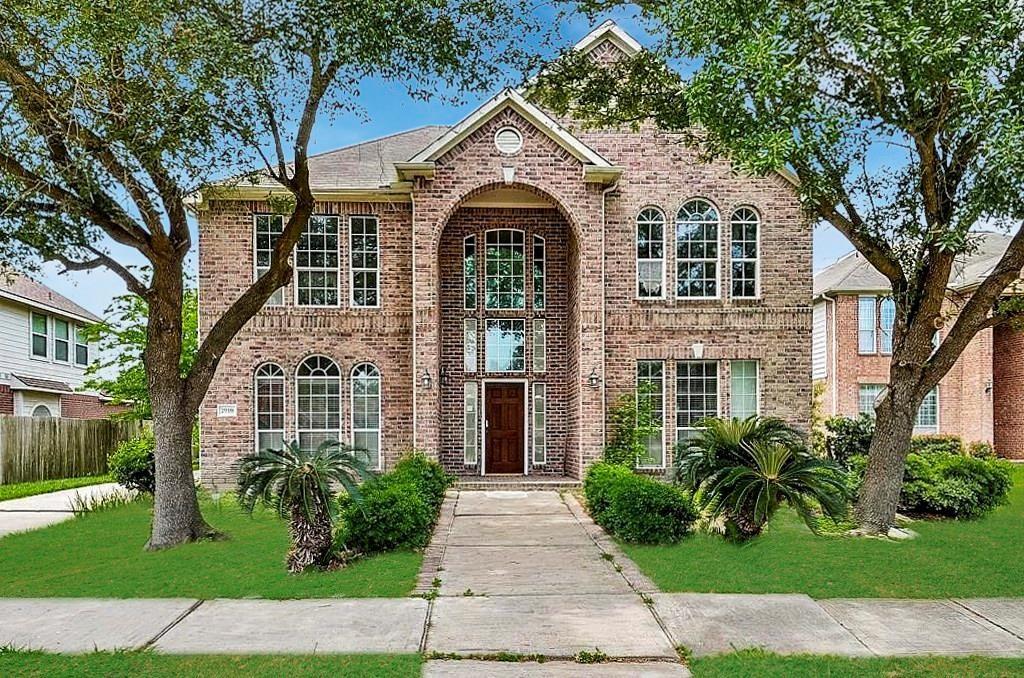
[195, 21, 812, 489]
[0, 270, 119, 419]
[813, 232, 1024, 458]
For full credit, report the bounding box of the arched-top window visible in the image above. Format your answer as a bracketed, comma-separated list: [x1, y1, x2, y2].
[485, 229, 526, 309]
[730, 207, 759, 299]
[636, 207, 665, 298]
[254, 363, 285, 453]
[31, 404, 52, 418]
[296, 356, 341, 450]
[351, 363, 382, 469]
[676, 199, 720, 299]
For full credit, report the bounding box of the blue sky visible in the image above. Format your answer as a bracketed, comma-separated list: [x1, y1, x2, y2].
[33, 10, 853, 319]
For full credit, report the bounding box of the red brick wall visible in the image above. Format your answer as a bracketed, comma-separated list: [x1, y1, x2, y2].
[0, 384, 13, 415]
[994, 325, 1024, 458]
[59, 394, 129, 419]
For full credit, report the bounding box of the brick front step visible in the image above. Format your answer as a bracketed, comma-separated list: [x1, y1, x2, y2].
[454, 475, 581, 491]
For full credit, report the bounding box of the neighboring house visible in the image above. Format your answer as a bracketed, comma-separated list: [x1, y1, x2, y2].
[195, 21, 812, 489]
[813, 232, 1024, 458]
[0, 271, 115, 419]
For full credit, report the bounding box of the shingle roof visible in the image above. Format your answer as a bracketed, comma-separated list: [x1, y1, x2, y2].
[244, 125, 449, 190]
[0, 271, 101, 322]
[11, 374, 74, 393]
[814, 232, 1016, 297]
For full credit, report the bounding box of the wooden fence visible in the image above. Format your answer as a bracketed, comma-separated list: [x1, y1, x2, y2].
[0, 416, 142, 485]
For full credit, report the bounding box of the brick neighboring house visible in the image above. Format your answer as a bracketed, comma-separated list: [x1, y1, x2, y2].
[813, 232, 1024, 458]
[0, 271, 121, 419]
[195, 21, 813, 489]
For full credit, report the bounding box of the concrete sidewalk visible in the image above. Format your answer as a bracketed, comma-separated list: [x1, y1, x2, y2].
[0, 482, 125, 537]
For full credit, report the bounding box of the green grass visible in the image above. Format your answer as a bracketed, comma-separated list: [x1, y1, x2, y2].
[621, 467, 1024, 598]
[0, 475, 112, 502]
[691, 649, 1024, 677]
[0, 651, 421, 677]
[0, 497, 421, 599]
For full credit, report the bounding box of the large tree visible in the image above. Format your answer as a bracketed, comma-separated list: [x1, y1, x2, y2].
[533, 1, 1024, 532]
[0, 0, 538, 548]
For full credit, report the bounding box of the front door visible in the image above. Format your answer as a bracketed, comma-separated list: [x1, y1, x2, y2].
[485, 382, 524, 474]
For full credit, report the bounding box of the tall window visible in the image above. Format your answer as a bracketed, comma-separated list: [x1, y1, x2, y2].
[676, 199, 719, 298]
[30, 312, 47, 358]
[351, 363, 382, 469]
[730, 360, 758, 419]
[485, 229, 525, 309]
[485, 319, 526, 372]
[464, 236, 477, 309]
[464, 382, 479, 465]
[676, 361, 719, 442]
[533, 319, 546, 372]
[296, 356, 341, 450]
[915, 388, 939, 434]
[533, 382, 547, 465]
[296, 216, 339, 306]
[636, 207, 665, 298]
[533, 235, 546, 310]
[254, 214, 285, 306]
[350, 216, 379, 308]
[54, 319, 70, 363]
[880, 298, 896, 354]
[464, 318, 477, 373]
[858, 384, 885, 416]
[858, 296, 877, 354]
[636, 360, 665, 468]
[730, 207, 759, 298]
[74, 325, 89, 366]
[254, 363, 285, 453]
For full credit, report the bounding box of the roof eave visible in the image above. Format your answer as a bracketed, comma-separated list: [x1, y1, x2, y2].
[0, 289, 100, 324]
[190, 184, 413, 210]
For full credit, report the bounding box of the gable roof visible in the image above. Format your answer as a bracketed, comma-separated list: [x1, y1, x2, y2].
[0, 270, 101, 323]
[814, 232, 1017, 297]
[572, 19, 642, 57]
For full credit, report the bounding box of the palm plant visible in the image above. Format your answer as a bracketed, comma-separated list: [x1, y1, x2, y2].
[674, 416, 849, 539]
[237, 439, 373, 573]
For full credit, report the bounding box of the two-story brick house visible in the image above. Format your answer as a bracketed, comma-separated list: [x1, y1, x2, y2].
[195, 21, 813, 489]
[813, 232, 1024, 458]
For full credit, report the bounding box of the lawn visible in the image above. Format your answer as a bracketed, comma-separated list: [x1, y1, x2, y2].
[691, 650, 1024, 677]
[621, 466, 1024, 598]
[0, 497, 421, 599]
[0, 475, 112, 502]
[0, 651, 421, 677]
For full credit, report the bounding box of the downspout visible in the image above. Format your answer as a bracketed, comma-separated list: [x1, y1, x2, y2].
[599, 179, 620, 453]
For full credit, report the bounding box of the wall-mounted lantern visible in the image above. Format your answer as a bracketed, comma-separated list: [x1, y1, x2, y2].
[587, 368, 602, 389]
[420, 368, 433, 390]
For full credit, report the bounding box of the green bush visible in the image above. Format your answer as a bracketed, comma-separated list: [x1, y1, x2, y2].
[583, 462, 634, 522]
[389, 452, 453, 511]
[603, 474, 697, 544]
[824, 415, 874, 468]
[901, 452, 1013, 519]
[108, 432, 155, 494]
[338, 475, 434, 554]
[910, 435, 964, 456]
[967, 441, 996, 458]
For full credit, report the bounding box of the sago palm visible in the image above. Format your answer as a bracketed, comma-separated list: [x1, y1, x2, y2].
[674, 417, 848, 539]
[237, 439, 373, 573]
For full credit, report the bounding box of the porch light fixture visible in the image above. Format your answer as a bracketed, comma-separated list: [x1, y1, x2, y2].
[587, 368, 601, 389]
[691, 342, 705, 359]
[420, 368, 433, 390]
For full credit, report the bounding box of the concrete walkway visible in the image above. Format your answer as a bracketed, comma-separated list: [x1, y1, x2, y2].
[0, 481, 125, 537]
[2, 489, 1024, 675]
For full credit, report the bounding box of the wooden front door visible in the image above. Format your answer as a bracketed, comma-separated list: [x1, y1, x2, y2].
[485, 382, 524, 474]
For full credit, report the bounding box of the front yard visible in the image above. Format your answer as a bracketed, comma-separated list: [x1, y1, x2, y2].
[0, 475, 112, 502]
[0, 497, 421, 599]
[620, 466, 1024, 599]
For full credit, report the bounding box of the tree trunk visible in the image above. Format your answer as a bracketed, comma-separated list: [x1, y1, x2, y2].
[286, 499, 333, 573]
[854, 382, 920, 533]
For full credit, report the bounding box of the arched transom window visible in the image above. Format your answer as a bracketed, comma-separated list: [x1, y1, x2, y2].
[296, 356, 341, 450]
[254, 363, 285, 453]
[636, 207, 665, 298]
[676, 200, 719, 299]
[351, 363, 382, 469]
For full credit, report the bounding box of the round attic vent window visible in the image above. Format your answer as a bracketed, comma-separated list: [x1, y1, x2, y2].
[494, 126, 523, 155]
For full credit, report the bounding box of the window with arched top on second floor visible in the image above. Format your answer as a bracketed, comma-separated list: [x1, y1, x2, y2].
[676, 199, 720, 299]
[636, 207, 665, 298]
[296, 356, 341, 450]
[254, 363, 285, 453]
[351, 363, 382, 469]
[730, 206, 760, 299]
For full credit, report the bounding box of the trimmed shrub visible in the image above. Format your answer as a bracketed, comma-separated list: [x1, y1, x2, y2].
[338, 475, 434, 553]
[910, 434, 964, 456]
[967, 441, 996, 459]
[583, 462, 634, 522]
[108, 432, 156, 494]
[389, 453, 453, 511]
[603, 474, 697, 544]
[901, 452, 1013, 519]
[824, 415, 874, 468]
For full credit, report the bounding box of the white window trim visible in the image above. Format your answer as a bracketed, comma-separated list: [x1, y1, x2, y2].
[729, 359, 761, 419]
[479, 378, 529, 476]
[914, 387, 940, 435]
[858, 295, 878, 355]
[52, 318, 71, 365]
[879, 297, 896, 356]
[464, 381, 479, 466]
[73, 324, 89, 367]
[254, 363, 286, 454]
[350, 363, 383, 471]
[253, 214, 286, 307]
[636, 359, 666, 470]
[675, 199, 722, 301]
[30, 312, 49, 361]
[532, 381, 546, 466]
[636, 206, 666, 300]
[484, 228, 526, 311]
[532, 318, 546, 373]
[349, 215, 381, 309]
[464, 318, 478, 373]
[729, 206, 761, 300]
[675, 360, 721, 447]
[464, 235, 477, 311]
[485, 318, 527, 373]
[533, 234, 546, 310]
[294, 355, 343, 450]
[293, 216, 341, 308]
